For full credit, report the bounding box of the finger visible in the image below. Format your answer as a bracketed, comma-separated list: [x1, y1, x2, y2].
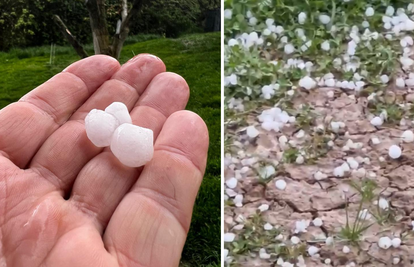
[29, 55, 166, 192]
[69, 73, 190, 230]
[70, 54, 166, 120]
[0, 55, 119, 168]
[104, 111, 209, 267]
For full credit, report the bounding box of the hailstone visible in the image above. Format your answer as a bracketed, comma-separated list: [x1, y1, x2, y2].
[110, 123, 154, 167]
[85, 109, 120, 147]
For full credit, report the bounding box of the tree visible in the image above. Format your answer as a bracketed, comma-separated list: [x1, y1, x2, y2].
[54, 0, 147, 59]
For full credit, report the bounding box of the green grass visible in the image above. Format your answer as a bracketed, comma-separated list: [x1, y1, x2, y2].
[0, 32, 221, 266]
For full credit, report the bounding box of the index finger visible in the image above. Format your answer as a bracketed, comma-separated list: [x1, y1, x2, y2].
[0, 55, 120, 168]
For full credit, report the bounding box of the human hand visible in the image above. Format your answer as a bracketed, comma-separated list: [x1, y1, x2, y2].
[0, 54, 209, 267]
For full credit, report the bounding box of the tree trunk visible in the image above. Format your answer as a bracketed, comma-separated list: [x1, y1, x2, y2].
[52, 15, 88, 58]
[85, 0, 111, 55]
[205, 8, 220, 32]
[112, 0, 146, 59]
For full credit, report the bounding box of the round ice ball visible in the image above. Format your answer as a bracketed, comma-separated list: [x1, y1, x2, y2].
[105, 102, 132, 125]
[110, 123, 154, 167]
[85, 109, 120, 147]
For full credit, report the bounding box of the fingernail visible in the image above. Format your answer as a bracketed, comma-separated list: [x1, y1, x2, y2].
[128, 54, 161, 63]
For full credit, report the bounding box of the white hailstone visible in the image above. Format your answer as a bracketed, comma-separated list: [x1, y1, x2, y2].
[402, 130, 414, 142]
[341, 162, 350, 172]
[275, 179, 287, 190]
[223, 249, 229, 259]
[326, 79, 336, 87]
[308, 246, 319, 256]
[321, 40, 330, 51]
[393, 257, 401, 265]
[224, 233, 236, 242]
[371, 137, 380, 145]
[401, 56, 414, 69]
[299, 76, 317, 90]
[276, 234, 284, 240]
[342, 246, 351, 254]
[226, 178, 238, 189]
[85, 109, 120, 147]
[379, 198, 389, 209]
[412, 221, 414, 230]
[319, 14, 331, 24]
[379, 156, 385, 162]
[313, 218, 323, 227]
[396, 77, 405, 88]
[110, 123, 153, 167]
[378, 236, 392, 249]
[246, 126, 260, 138]
[275, 26, 284, 34]
[355, 81, 365, 91]
[405, 36, 414, 45]
[406, 78, 414, 86]
[389, 145, 402, 159]
[362, 20, 370, 28]
[249, 17, 257, 25]
[347, 158, 359, 169]
[325, 258, 332, 265]
[277, 258, 284, 265]
[260, 165, 275, 179]
[262, 29, 272, 36]
[296, 155, 305, 164]
[386, 6, 395, 16]
[295, 130, 305, 139]
[291, 236, 301, 244]
[279, 135, 288, 143]
[265, 18, 274, 27]
[314, 171, 328, 181]
[298, 12, 307, 24]
[264, 223, 273, 230]
[228, 74, 238, 85]
[334, 166, 345, 177]
[228, 39, 238, 47]
[358, 209, 372, 220]
[295, 220, 310, 233]
[259, 248, 271, 259]
[327, 140, 334, 147]
[391, 237, 401, 248]
[384, 22, 392, 29]
[325, 236, 334, 245]
[282, 263, 294, 267]
[331, 121, 340, 132]
[234, 194, 243, 207]
[400, 39, 408, 47]
[105, 102, 132, 125]
[258, 204, 269, 212]
[262, 85, 275, 99]
[380, 75, 390, 84]
[370, 116, 383, 126]
[224, 9, 232, 19]
[284, 43, 295, 54]
[409, 3, 414, 13]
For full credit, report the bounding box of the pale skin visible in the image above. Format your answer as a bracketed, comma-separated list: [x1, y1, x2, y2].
[0, 54, 209, 267]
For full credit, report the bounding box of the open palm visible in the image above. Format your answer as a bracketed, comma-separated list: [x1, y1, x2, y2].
[0, 55, 209, 267]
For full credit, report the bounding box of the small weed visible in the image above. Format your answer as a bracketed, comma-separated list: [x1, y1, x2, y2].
[276, 243, 307, 263]
[339, 180, 378, 244]
[283, 147, 300, 163]
[226, 214, 282, 255]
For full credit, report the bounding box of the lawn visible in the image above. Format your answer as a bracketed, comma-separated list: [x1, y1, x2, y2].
[0, 32, 221, 266]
